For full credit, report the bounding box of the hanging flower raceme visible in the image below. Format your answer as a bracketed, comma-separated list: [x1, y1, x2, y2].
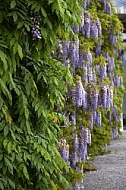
[109, 35, 117, 47]
[80, 10, 85, 35]
[106, 87, 112, 110]
[92, 67, 97, 83]
[108, 56, 115, 73]
[59, 139, 69, 162]
[99, 0, 105, 3]
[82, 65, 88, 83]
[76, 80, 86, 108]
[68, 40, 79, 73]
[85, 51, 92, 69]
[71, 111, 77, 126]
[71, 87, 77, 107]
[88, 67, 93, 82]
[104, 2, 112, 15]
[72, 23, 79, 34]
[78, 50, 84, 68]
[100, 63, 107, 81]
[114, 75, 122, 86]
[73, 133, 79, 152]
[84, 17, 91, 39]
[87, 129, 91, 145]
[74, 38, 80, 68]
[88, 113, 94, 129]
[62, 40, 70, 63]
[95, 111, 102, 127]
[110, 88, 113, 107]
[79, 127, 88, 160]
[90, 21, 98, 40]
[90, 86, 99, 110]
[83, 0, 87, 10]
[96, 19, 102, 36]
[93, 111, 97, 124]
[71, 151, 78, 168]
[96, 41, 102, 55]
[82, 90, 88, 110]
[100, 85, 108, 109]
[30, 11, 42, 40]
[56, 43, 63, 60]
[111, 128, 118, 140]
[112, 105, 118, 122]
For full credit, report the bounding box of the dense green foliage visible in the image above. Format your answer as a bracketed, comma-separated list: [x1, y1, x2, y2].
[0, 0, 83, 189]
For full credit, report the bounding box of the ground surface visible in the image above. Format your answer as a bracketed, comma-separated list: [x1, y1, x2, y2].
[81, 131, 126, 190]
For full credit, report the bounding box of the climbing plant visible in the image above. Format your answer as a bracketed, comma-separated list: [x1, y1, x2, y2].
[0, 0, 124, 189]
[0, 0, 83, 189]
[55, 0, 124, 188]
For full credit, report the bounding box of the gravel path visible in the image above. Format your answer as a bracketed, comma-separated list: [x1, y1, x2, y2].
[82, 131, 126, 190]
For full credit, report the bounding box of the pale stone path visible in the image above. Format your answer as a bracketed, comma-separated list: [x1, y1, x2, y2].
[82, 131, 126, 190]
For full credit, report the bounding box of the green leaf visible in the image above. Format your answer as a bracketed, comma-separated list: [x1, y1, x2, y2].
[18, 44, 23, 59]
[23, 166, 29, 180]
[8, 179, 15, 189]
[0, 181, 4, 190]
[41, 27, 47, 40]
[10, 38, 16, 48]
[0, 12, 3, 23]
[24, 23, 30, 31]
[13, 42, 18, 54]
[0, 153, 3, 161]
[17, 21, 24, 29]
[13, 12, 18, 22]
[3, 139, 8, 148]
[41, 7, 47, 17]
[7, 142, 12, 154]
[4, 126, 9, 137]
[35, 104, 39, 112]
[0, 78, 12, 102]
[26, 120, 31, 134]
[0, 50, 7, 68]
[10, 0, 16, 9]
[24, 107, 29, 120]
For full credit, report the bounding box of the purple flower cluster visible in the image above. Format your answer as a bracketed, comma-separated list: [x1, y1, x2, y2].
[59, 139, 69, 162]
[88, 113, 94, 129]
[88, 67, 93, 82]
[104, 2, 111, 14]
[84, 17, 91, 38]
[109, 35, 117, 46]
[82, 17, 102, 40]
[76, 80, 87, 108]
[90, 22, 98, 40]
[100, 64, 107, 81]
[96, 19, 102, 36]
[114, 76, 122, 86]
[108, 56, 115, 72]
[79, 127, 88, 160]
[111, 128, 118, 140]
[95, 111, 102, 127]
[90, 87, 98, 110]
[96, 42, 102, 55]
[82, 65, 88, 83]
[73, 133, 79, 152]
[100, 85, 108, 109]
[31, 12, 42, 40]
[87, 51, 92, 68]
